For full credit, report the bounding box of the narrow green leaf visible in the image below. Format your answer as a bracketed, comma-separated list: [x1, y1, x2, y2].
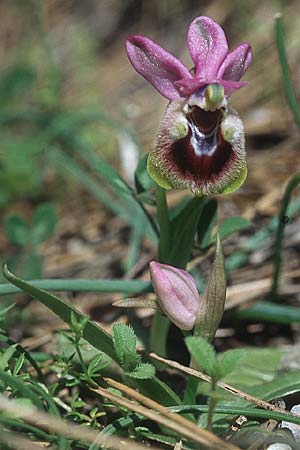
[245, 371, 300, 403]
[0, 332, 45, 381]
[133, 376, 182, 407]
[275, 13, 300, 128]
[209, 216, 250, 245]
[0, 416, 57, 443]
[270, 172, 300, 300]
[0, 368, 44, 409]
[13, 353, 25, 376]
[48, 149, 129, 221]
[0, 278, 151, 296]
[135, 154, 155, 193]
[0, 344, 17, 370]
[124, 215, 146, 271]
[77, 140, 133, 197]
[169, 196, 206, 268]
[185, 336, 216, 376]
[3, 265, 117, 361]
[99, 403, 300, 438]
[197, 199, 217, 249]
[87, 354, 108, 376]
[236, 301, 300, 323]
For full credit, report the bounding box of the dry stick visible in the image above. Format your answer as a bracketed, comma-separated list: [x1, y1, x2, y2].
[93, 379, 241, 450]
[0, 395, 161, 450]
[150, 353, 300, 418]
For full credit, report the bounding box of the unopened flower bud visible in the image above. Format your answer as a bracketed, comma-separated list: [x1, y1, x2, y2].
[149, 261, 200, 330]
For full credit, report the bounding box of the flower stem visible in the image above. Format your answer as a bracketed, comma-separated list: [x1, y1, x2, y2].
[150, 185, 171, 356]
[155, 184, 171, 262]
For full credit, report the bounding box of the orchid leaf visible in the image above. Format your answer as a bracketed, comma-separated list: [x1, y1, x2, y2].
[169, 196, 206, 267]
[3, 264, 117, 361]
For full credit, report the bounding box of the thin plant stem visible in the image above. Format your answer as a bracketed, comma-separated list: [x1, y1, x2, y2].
[270, 173, 300, 299]
[156, 185, 171, 262]
[150, 185, 171, 356]
[75, 338, 98, 388]
[275, 13, 300, 128]
[207, 379, 217, 431]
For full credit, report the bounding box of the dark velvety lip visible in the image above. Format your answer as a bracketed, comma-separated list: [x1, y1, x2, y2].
[187, 106, 223, 134]
[168, 106, 234, 183]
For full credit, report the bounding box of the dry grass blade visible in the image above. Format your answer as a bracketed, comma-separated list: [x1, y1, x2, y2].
[0, 395, 161, 450]
[0, 426, 47, 450]
[149, 353, 300, 418]
[93, 379, 241, 450]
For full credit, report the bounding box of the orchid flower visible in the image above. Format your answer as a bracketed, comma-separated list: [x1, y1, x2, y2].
[126, 16, 252, 195]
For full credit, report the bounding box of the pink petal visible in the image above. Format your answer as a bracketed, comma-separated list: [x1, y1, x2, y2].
[187, 16, 228, 79]
[220, 79, 247, 95]
[174, 77, 207, 97]
[218, 43, 252, 81]
[149, 261, 200, 330]
[125, 35, 192, 100]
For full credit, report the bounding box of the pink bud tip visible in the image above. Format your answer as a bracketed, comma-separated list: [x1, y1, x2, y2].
[149, 261, 201, 330]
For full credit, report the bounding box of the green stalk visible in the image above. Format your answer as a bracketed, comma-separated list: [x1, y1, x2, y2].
[156, 185, 171, 262]
[275, 13, 300, 128]
[206, 379, 217, 431]
[150, 185, 171, 356]
[270, 173, 300, 300]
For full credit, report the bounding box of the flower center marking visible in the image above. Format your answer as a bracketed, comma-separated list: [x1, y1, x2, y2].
[187, 106, 223, 158]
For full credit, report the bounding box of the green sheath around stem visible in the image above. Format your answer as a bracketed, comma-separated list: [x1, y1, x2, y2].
[150, 185, 171, 357]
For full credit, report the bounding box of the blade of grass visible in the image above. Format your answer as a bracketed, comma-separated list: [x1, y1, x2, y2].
[3, 265, 117, 361]
[0, 278, 151, 296]
[0, 417, 57, 444]
[65, 136, 158, 239]
[101, 404, 300, 436]
[48, 148, 130, 221]
[94, 383, 240, 450]
[270, 173, 300, 300]
[236, 301, 300, 323]
[0, 368, 44, 410]
[0, 333, 44, 381]
[275, 13, 300, 127]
